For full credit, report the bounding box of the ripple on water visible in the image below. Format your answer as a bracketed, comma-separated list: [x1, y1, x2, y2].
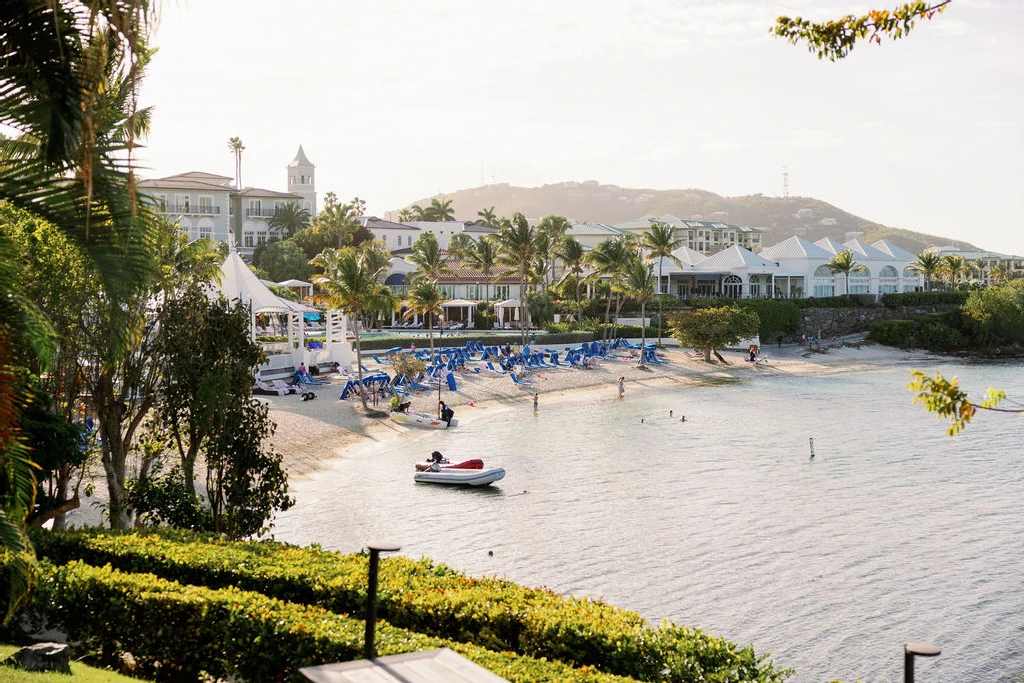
[273, 362, 1024, 682]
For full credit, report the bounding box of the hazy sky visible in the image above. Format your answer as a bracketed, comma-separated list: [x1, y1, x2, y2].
[140, 1, 1023, 254]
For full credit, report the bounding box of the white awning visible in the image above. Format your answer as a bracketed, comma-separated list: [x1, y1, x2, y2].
[493, 299, 521, 308]
[441, 298, 476, 307]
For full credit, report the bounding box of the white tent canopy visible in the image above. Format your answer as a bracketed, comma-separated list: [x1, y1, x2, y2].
[493, 299, 521, 308]
[216, 251, 293, 313]
[441, 299, 476, 307]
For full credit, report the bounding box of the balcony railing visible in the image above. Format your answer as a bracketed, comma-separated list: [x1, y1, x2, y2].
[245, 208, 280, 218]
[168, 205, 221, 215]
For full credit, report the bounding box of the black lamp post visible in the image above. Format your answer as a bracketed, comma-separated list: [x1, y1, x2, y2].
[364, 541, 401, 660]
[904, 641, 940, 683]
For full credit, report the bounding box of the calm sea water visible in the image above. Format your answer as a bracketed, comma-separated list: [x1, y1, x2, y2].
[272, 357, 1024, 682]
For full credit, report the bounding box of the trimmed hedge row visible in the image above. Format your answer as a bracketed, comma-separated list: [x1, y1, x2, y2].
[33, 560, 631, 683]
[33, 529, 789, 682]
[880, 291, 968, 307]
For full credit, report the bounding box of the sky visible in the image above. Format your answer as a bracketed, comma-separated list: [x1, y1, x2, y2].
[139, 0, 1024, 255]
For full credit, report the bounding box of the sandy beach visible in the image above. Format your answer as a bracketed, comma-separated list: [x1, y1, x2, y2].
[268, 337, 932, 481]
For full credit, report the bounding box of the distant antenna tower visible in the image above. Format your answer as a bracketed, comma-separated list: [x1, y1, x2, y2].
[782, 166, 790, 199]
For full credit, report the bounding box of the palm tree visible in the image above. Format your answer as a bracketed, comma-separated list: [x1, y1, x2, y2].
[404, 279, 445, 357]
[911, 252, 942, 291]
[553, 236, 587, 330]
[423, 198, 455, 221]
[462, 235, 499, 302]
[494, 213, 537, 344]
[477, 206, 500, 228]
[827, 250, 865, 295]
[396, 207, 416, 222]
[228, 137, 245, 189]
[408, 232, 449, 281]
[537, 215, 572, 284]
[446, 233, 476, 260]
[268, 202, 311, 240]
[990, 263, 1013, 283]
[620, 254, 655, 365]
[642, 221, 685, 345]
[310, 244, 390, 410]
[586, 236, 634, 342]
[1, 0, 155, 606]
[941, 254, 966, 288]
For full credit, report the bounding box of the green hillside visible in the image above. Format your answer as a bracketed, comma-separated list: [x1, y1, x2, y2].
[399, 182, 974, 255]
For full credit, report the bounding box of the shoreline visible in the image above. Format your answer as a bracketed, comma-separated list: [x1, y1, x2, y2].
[268, 338, 941, 482]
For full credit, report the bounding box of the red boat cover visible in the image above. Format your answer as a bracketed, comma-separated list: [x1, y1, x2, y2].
[414, 458, 484, 471]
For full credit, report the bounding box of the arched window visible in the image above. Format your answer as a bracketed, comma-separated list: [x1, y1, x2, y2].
[848, 267, 871, 294]
[878, 265, 899, 294]
[723, 274, 742, 298]
[812, 264, 834, 297]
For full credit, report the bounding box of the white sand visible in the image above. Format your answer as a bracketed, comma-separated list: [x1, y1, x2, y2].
[268, 338, 936, 481]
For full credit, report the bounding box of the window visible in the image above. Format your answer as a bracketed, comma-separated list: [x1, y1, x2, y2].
[465, 285, 481, 299]
[247, 200, 262, 217]
[494, 285, 509, 300]
[198, 223, 212, 241]
[155, 194, 167, 212]
[176, 194, 191, 213]
[244, 231, 254, 248]
[198, 195, 214, 213]
[256, 228, 268, 246]
[723, 275, 742, 299]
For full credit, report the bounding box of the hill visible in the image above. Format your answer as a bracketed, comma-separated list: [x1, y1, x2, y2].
[399, 182, 973, 255]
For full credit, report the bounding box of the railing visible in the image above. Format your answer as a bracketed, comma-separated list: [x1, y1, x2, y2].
[166, 205, 221, 215]
[245, 208, 281, 218]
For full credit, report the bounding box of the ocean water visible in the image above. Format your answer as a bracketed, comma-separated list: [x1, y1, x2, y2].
[272, 358, 1024, 682]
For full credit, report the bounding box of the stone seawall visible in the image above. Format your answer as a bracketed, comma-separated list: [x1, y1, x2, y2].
[797, 304, 958, 338]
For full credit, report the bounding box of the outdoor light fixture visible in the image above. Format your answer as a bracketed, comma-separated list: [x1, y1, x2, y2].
[904, 641, 940, 683]
[364, 541, 401, 659]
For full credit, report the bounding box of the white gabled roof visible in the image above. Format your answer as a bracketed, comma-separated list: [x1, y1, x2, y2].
[871, 239, 918, 260]
[567, 222, 625, 237]
[695, 245, 778, 271]
[814, 237, 847, 255]
[671, 245, 708, 266]
[759, 235, 834, 260]
[843, 238, 890, 260]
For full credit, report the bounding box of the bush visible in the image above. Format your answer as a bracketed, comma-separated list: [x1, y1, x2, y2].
[794, 295, 876, 309]
[32, 560, 631, 683]
[867, 320, 917, 347]
[32, 529, 790, 682]
[915, 312, 968, 351]
[881, 291, 969, 307]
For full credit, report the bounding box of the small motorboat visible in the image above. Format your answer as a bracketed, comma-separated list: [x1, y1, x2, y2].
[413, 457, 504, 486]
[389, 410, 459, 429]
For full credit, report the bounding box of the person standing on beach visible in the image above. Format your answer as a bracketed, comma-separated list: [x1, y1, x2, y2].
[617, 377, 625, 398]
[533, 393, 539, 412]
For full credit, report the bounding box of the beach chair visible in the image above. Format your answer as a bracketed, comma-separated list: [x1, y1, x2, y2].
[510, 372, 533, 387]
[486, 361, 508, 375]
[253, 380, 287, 396]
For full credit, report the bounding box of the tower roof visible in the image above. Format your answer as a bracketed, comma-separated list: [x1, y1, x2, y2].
[288, 145, 314, 168]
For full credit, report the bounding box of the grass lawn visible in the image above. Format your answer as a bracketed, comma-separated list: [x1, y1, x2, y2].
[0, 645, 146, 682]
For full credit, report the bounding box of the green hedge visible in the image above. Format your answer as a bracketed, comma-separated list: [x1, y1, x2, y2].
[32, 560, 631, 683]
[32, 529, 789, 682]
[881, 291, 968, 307]
[867, 320, 916, 347]
[793, 294, 877, 309]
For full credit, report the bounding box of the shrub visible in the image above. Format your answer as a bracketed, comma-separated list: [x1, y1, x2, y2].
[32, 560, 631, 683]
[867, 320, 917, 347]
[32, 529, 790, 682]
[881, 291, 969, 307]
[915, 312, 968, 351]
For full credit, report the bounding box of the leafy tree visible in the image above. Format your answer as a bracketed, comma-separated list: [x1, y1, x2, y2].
[252, 239, 314, 282]
[228, 136, 245, 188]
[408, 232, 449, 281]
[294, 197, 372, 258]
[989, 263, 1013, 283]
[311, 243, 391, 410]
[827, 249, 865, 295]
[642, 221, 685, 345]
[494, 213, 537, 344]
[396, 207, 417, 222]
[670, 306, 760, 362]
[911, 252, 942, 291]
[526, 290, 555, 327]
[773, 1, 951, 61]
[404, 279, 445, 357]
[553, 236, 587, 330]
[960, 279, 1024, 348]
[477, 206, 501, 228]
[908, 371, 1014, 436]
[268, 202, 311, 240]
[619, 255, 655, 364]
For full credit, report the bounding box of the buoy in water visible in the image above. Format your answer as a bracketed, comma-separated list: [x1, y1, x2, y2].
[809, 437, 816, 459]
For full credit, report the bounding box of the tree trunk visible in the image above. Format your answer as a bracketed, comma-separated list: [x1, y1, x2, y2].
[353, 323, 368, 411]
[657, 262, 665, 345]
[638, 302, 647, 366]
